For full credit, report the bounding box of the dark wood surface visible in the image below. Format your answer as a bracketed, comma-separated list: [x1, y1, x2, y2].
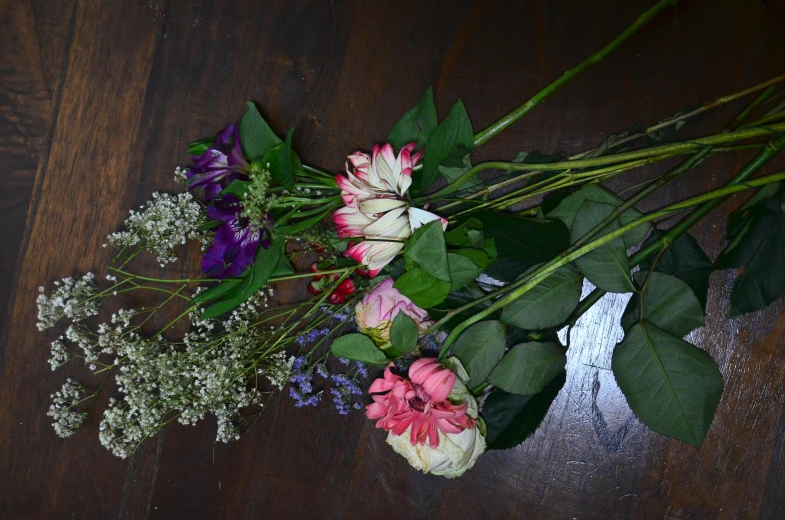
[2, 1, 785, 518]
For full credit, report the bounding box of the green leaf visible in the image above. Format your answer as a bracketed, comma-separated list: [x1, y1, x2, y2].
[439, 155, 481, 190]
[547, 184, 648, 248]
[275, 203, 335, 235]
[198, 219, 223, 232]
[404, 221, 450, 282]
[500, 264, 583, 330]
[612, 321, 723, 446]
[421, 99, 474, 191]
[388, 87, 438, 150]
[487, 342, 567, 395]
[447, 253, 482, 291]
[640, 230, 711, 309]
[621, 271, 705, 336]
[187, 137, 214, 155]
[444, 218, 484, 248]
[389, 313, 418, 354]
[330, 334, 388, 365]
[450, 320, 507, 388]
[192, 278, 243, 306]
[200, 240, 284, 319]
[272, 253, 294, 277]
[220, 180, 251, 198]
[482, 371, 566, 450]
[714, 188, 785, 316]
[393, 267, 451, 308]
[570, 201, 634, 293]
[261, 128, 297, 190]
[473, 211, 569, 283]
[239, 101, 282, 160]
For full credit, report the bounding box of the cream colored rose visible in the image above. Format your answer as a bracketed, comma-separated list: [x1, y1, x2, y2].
[384, 357, 486, 478]
[386, 423, 486, 478]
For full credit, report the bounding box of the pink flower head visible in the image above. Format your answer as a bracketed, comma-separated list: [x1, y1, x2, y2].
[366, 358, 475, 448]
[355, 279, 432, 345]
[333, 143, 447, 276]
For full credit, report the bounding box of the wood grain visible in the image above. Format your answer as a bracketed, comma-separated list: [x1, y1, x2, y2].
[1, 1, 785, 518]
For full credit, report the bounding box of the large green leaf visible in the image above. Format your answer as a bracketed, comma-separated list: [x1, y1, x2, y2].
[393, 267, 451, 308]
[450, 320, 506, 388]
[714, 187, 785, 316]
[500, 264, 583, 330]
[621, 271, 705, 336]
[570, 201, 634, 293]
[261, 128, 297, 190]
[473, 211, 569, 283]
[546, 184, 648, 248]
[487, 342, 566, 395]
[421, 99, 474, 191]
[200, 239, 285, 319]
[388, 88, 438, 150]
[612, 321, 723, 446]
[640, 230, 711, 309]
[389, 313, 418, 354]
[239, 101, 282, 160]
[404, 221, 450, 282]
[448, 253, 483, 291]
[482, 371, 566, 450]
[330, 334, 388, 365]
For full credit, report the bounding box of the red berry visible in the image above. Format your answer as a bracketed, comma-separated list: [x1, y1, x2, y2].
[309, 262, 324, 280]
[311, 242, 327, 253]
[328, 290, 345, 304]
[307, 281, 323, 295]
[336, 279, 356, 295]
[355, 268, 370, 277]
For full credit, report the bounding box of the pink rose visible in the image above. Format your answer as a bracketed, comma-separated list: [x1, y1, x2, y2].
[365, 358, 474, 447]
[355, 278, 433, 346]
[367, 357, 486, 478]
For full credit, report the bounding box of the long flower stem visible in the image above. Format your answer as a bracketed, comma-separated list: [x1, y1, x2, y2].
[568, 133, 785, 324]
[472, 0, 679, 147]
[426, 123, 785, 201]
[436, 167, 785, 360]
[566, 84, 776, 252]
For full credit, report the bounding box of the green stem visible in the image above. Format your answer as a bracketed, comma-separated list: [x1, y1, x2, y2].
[426, 123, 785, 201]
[436, 167, 785, 360]
[472, 0, 678, 147]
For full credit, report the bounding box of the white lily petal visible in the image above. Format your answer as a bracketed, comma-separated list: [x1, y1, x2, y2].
[362, 206, 408, 237]
[359, 198, 408, 214]
[408, 207, 446, 233]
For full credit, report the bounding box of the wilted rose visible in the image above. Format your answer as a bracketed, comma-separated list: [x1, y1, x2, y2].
[368, 357, 486, 478]
[355, 278, 432, 346]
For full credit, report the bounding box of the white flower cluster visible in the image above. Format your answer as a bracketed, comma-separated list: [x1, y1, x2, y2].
[241, 167, 277, 223]
[47, 379, 88, 438]
[261, 351, 295, 390]
[106, 192, 207, 266]
[95, 286, 280, 457]
[36, 273, 99, 331]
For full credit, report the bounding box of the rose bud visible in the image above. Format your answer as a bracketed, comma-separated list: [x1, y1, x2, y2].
[354, 278, 432, 346]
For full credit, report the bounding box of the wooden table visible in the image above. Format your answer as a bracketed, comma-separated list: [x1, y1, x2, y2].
[2, 1, 785, 518]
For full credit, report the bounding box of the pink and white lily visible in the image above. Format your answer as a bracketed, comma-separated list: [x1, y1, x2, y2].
[333, 143, 447, 276]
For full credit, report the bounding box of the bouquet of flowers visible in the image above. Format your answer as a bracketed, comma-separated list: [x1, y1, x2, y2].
[37, 0, 785, 478]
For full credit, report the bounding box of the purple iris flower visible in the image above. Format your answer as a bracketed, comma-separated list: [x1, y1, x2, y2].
[201, 195, 272, 278]
[187, 125, 249, 201]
